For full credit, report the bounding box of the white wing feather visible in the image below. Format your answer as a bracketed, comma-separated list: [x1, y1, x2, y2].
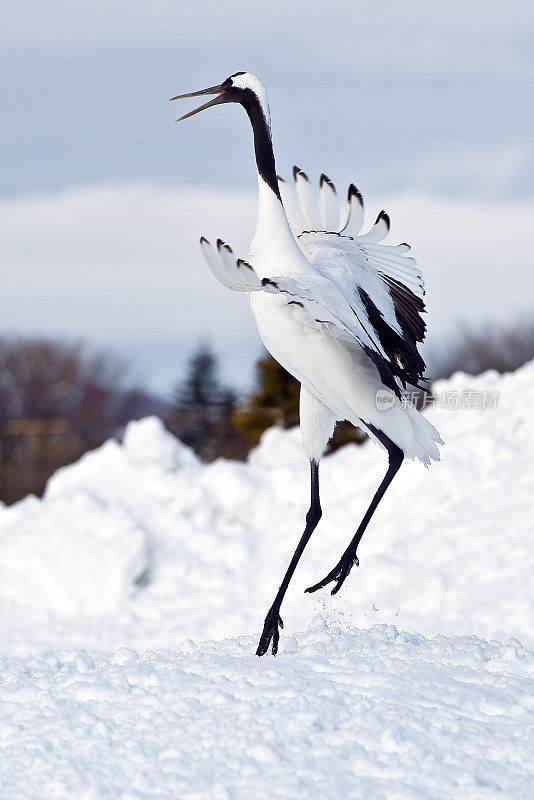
[277, 177, 306, 234]
[200, 237, 261, 292]
[199, 237, 389, 359]
[293, 167, 321, 230]
[281, 168, 425, 303]
[340, 185, 365, 236]
[358, 210, 391, 243]
[298, 232, 403, 336]
[319, 174, 338, 231]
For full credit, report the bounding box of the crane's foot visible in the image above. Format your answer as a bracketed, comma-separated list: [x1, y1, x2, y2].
[305, 553, 359, 596]
[256, 606, 284, 657]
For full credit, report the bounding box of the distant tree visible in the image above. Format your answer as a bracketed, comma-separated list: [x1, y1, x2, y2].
[0, 339, 128, 423]
[233, 353, 367, 451]
[167, 342, 248, 461]
[0, 336, 147, 505]
[432, 319, 534, 381]
[174, 342, 233, 409]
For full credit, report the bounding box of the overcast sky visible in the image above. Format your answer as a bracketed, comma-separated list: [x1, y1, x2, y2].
[2, 1, 533, 395]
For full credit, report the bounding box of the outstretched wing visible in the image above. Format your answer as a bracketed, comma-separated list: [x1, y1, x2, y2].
[200, 237, 414, 400]
[278, 167, 428, 390]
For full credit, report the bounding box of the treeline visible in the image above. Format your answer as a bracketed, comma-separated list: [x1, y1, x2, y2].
[1, 320, 533, 505]
[0, 339, 152, 505]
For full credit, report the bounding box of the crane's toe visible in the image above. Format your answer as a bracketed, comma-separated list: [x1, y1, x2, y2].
[256, 607, 284, 657]
[305, 554, 359, 596]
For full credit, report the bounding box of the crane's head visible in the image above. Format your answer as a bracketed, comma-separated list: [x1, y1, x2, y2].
[170, 72, 270, 125]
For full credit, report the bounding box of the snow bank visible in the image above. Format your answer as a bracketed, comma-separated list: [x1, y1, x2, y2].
[0, 490, 147, 615]
[1, 618, 532, 800]
[0, 363, 533, 799]
[0, 362, 533, 654]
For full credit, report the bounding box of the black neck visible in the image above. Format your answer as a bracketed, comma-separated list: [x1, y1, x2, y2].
[241, 92, 281, 200]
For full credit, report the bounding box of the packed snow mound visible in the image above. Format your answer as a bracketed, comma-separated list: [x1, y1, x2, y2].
[0, 491, 147, 615]
[0, 361, 533, 654]
[1, 618, 533, 800]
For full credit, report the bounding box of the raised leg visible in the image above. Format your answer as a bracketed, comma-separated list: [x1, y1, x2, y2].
[306, 426, 404, 596]
[256, 460, 322, 656]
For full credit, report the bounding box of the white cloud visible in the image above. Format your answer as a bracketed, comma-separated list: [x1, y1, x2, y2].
[1, 183, 532, 391]
[379, 143, 532, 198]
[0, 183, 261, 390]
[1, 182, 256, 333]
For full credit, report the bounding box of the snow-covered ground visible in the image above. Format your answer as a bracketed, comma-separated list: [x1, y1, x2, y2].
[1, 362, 533, 798]
[2, 624, 533, 800]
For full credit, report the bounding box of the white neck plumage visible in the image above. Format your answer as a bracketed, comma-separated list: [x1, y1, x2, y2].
[250, 176, 301, 273]
[244, 92, 303, 273]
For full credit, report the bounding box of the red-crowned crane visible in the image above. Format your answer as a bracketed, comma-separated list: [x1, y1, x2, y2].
[171, 72, 443, 657]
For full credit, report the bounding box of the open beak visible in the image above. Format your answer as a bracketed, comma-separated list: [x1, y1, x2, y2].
[170, 83, 226, 122]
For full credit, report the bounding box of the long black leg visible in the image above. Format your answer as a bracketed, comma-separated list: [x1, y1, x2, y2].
[256, 459, 322, 657]
[306, 426, 404, 596]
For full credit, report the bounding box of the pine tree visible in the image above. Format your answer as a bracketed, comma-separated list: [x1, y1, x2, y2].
[174, 342, 230, 409]
[168, 342, 247, 460]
